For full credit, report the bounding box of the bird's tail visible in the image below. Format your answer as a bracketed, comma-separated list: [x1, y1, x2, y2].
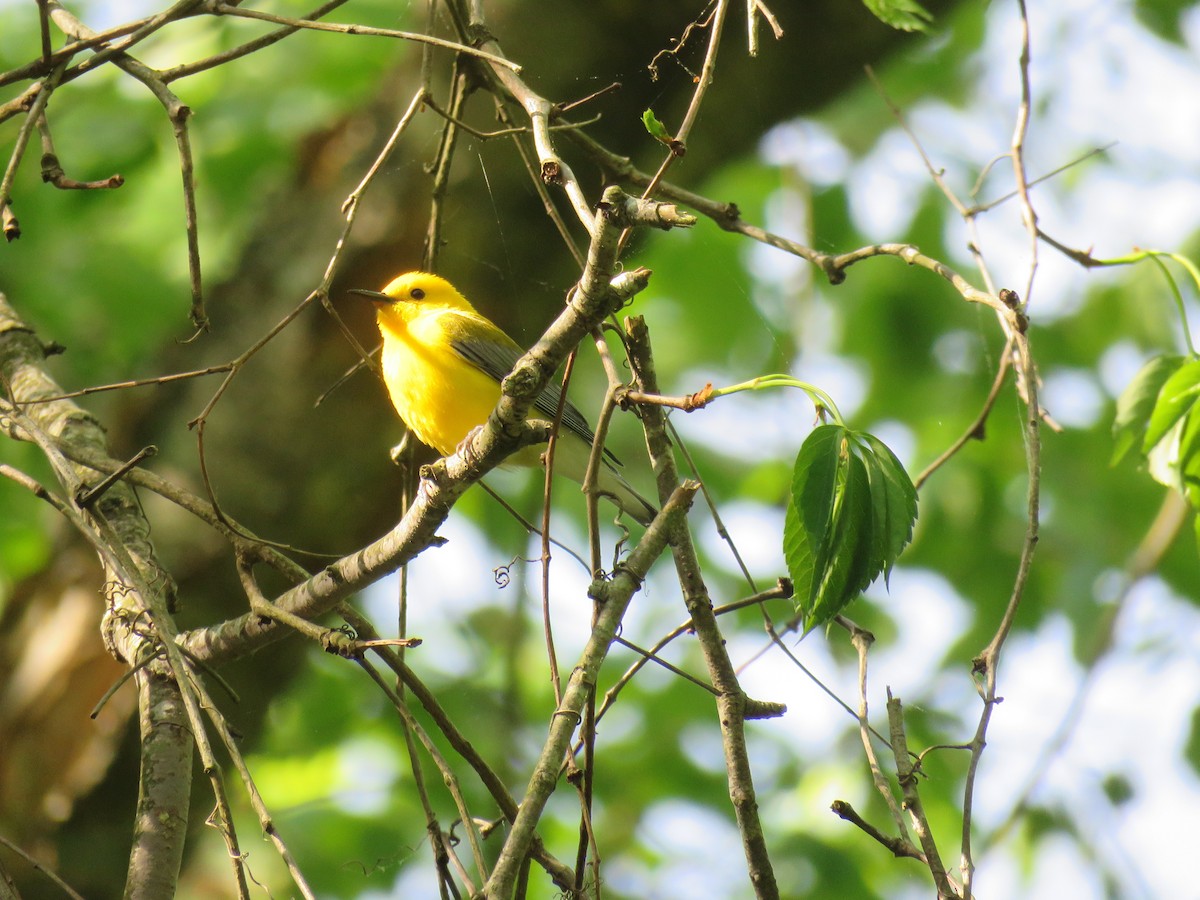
[552, 432, 658, 526]
[595, 463, 658, 526]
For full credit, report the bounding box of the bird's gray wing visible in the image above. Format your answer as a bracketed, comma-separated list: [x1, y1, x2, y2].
[449, 328, 621, 464]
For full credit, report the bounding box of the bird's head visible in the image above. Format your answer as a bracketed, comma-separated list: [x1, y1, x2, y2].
[348, 272, 477, 326]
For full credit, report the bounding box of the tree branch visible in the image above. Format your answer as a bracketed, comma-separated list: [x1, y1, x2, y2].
[483, 484, 694, 897]
[626, 315, 782, 900]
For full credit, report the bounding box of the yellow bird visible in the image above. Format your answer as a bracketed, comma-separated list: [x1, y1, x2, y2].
[351, 272, 656, 525]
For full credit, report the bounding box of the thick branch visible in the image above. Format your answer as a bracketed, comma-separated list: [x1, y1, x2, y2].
[124, 673, 191, 900]
[0, 294, 189, 895]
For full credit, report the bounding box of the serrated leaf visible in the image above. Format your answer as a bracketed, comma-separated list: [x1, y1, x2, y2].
[783, 492, 813, 604]
[862, 449, 893, 587]
[862, 0, 934, 32]
[804, 451, 873, 631]
[839, 452, 876, 599]
[858, 434, 919, 585]
[1112, 355, 1184, 465]
[797, 424, 847, 586]
[784, 426, 841, 603]
[784, 425, 844, 626]
[785, 426, 919, 634]
[1143, 358, 1200, 453]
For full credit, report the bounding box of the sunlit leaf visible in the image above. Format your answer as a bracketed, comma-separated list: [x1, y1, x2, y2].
[1112, 354, 1183, 465]
[1142, 357, 1200, 453]
[1179, 400, 1200, 494]
[862, 0, 934, 33]
[1146, 414, 1186, 492]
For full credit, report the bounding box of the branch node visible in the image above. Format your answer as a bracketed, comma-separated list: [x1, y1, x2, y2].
[2, 204, 20, 241]
[743, 698, 787, 720]
[75, 445, 157, 509]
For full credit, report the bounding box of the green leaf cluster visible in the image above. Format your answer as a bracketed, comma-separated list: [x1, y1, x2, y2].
[783, 424, 918, 632]
[1113, 354, 1200, 547]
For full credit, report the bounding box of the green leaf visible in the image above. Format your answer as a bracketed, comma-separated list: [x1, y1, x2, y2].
[1146, 414, 1186, 492]
[1100, 773, 1135, 807]
[861, 449, 893, 588]
[862, 0, 934, 33]
[858, 434, 919, 585]
[1134, 0, 1193, 45]
[804, 451, 874, 631]
[642, 108, 672, 143]
[1180, 402, 1200, 491]
[1112, 354, 1183, 465]
[782, 422, 849, 607]
[799, 424, 848, 590]
[784, 425, 845, 625]
[784, 426, 918, 633]
[641, 108, 685, 156]
[1184, 705, 1200, 778]
[783, 490, 813, 607]
[1143, 358, 1200, 453]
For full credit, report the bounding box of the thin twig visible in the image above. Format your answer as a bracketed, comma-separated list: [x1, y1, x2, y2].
[483, 485, 691, 897]
[424, 64, 470, 271]
[887, 692, 961, 898]
[848, 625, 910, 839]
[585, 586, 787, 743]
[1010, 0, 1039, 306]
[209, 4, 521, 70]
[161, 0, 352, 82]
[341, 608, 577, 892]
[0, 834, 87, 900]
[627, 315, 781, 899]
[985, 490, 1188, 849]
[188, 669, 312, 898]
[914, 347, 1012, 490]
[0, 61, 65, 224]
[829, 800, 924, 863]
[960, 329, 1041, 895]
[357, 657, 488, 890]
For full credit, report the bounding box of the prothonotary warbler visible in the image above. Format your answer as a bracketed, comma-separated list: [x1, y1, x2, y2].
[350, 272, 657, 525]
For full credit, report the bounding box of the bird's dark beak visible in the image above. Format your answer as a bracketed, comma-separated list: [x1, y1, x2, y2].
[347, 288, 390, 304]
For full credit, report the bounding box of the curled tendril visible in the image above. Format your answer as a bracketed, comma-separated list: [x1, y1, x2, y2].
[493, 564, 512, 588]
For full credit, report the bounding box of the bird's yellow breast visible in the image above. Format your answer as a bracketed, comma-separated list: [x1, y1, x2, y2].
[378, 306, 502, 457]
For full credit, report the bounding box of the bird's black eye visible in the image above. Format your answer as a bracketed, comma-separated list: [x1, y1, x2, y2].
[410, 288, 426, 300]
